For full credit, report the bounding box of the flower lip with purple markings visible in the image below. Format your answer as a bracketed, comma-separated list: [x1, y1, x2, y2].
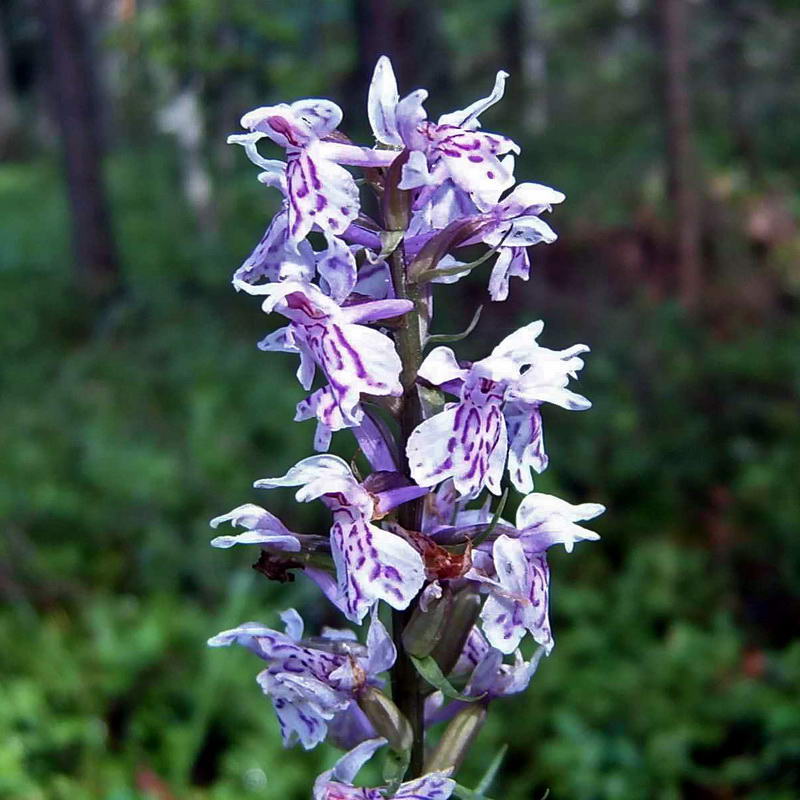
[253, 454, 427, 623]
[407, 321, 591, 499]
[209, 607, 395, 750]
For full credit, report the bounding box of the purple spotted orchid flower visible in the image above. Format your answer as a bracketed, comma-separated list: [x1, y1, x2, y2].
[233, 279, 411, 449]
[407, 321, 591, 499]
[471, 492, 604, 654]
[368, 56, 517, 212]
[254, 455, 426, 624]
[209, 608, 394, 750]
[314, 738, 455, 800]
[234, 99, 395, 243]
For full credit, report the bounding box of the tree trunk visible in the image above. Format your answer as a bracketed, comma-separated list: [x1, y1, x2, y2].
[37, 0, 119, 298]
[350, 0, 446, 106]
[0, 12, 19, 157]
[519, 0, 548, 134]
[658, 0, 702, 309]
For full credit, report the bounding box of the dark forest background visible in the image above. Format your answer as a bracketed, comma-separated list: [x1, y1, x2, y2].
[1, 0, 799, 798]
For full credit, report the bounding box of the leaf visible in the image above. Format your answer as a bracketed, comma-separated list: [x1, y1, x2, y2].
[475, 744, 508, 796]
[406, 218, 487, 282]
[454, 783, 497, 800]
[409, 654, 484, 702]
[413, 227, 512, 284]
[470, 488, 509, 548]
[427, 306, 483, 345]
[383, 746, 411, 796]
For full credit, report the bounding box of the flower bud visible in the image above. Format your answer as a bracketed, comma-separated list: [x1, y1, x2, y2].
[357, 686, 413, 753]
[429, 588, 482, 676]
[401, 588, 452, 658]
[424, 704, 487, 774]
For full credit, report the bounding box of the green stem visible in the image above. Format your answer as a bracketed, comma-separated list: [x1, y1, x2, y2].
[389, 245, 427, 778]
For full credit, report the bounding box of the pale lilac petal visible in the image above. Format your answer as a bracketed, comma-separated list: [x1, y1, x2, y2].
[516, 493, 604, 553]
[366, 607, 397, 674]
[210, 529, 301, 550]
[395, 772, 456, 800]
[438, 70, 509, 130]
[290, 98, 343, 139]
[241, 103, 315, 148]
[255, 454, 367, 509]
[207, 622, 287, 653]
[317, 233, 358, 303]
[316, 141, 398, 168]
[256, 326, 297, 354]
[227, 132, 287, 175]
[372, 483, 429, 515]
[463, 646, 503, 695]
[352, 410, 398, 472]
[396, 89, 429, 150]
[452, 626, 491, 677]
[487, 246, 530, 302]
[209, 504, 302, 551]
[339, 298, 413, 325]
[326, 703, 378, 751]
[399, 149, 436, 190]
[279, 608, 304, 641]
[499, 181, 565, 216]
[368, 56, 402, 146]
[295, 387, 350, 435]
[417, 347, 468, 388]
[407, 392, 508, 498]
[330, 519, 425, 623]
[435, 129, 517, 207]
[487, 319, 545, 364]
[333, 320, 405, 399]
[326, 737, 387, 786]
[483, 214, 557, 248]
[353, 257, 392, 299]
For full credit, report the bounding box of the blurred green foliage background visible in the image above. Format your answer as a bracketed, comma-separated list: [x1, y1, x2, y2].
[1, 0, 799, 798]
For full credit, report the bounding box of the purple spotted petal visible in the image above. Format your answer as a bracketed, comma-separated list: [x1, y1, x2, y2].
[407, 386, 507, 499]
[234, 208, 315, 285]
[285, 147, 359, 242]
[505, 402, 547, 494]
[258, 666, 348, 749]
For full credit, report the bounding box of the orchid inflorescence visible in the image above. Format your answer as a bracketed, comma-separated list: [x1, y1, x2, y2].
[209, 56, 603, 799]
